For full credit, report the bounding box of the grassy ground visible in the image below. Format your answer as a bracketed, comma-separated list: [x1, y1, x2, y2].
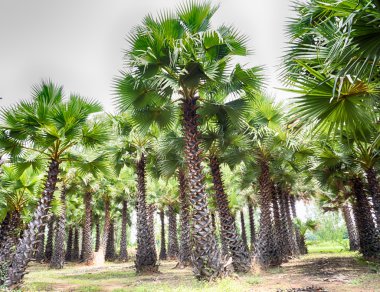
[18, 244, 380, 292]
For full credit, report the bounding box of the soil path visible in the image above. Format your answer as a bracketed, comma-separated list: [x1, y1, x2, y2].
[255, 254, 379, 291]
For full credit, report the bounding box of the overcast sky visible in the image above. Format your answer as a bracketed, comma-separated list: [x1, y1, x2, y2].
[0, 0, 296, 113]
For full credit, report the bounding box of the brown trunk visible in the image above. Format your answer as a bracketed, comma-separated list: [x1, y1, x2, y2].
[351, 177, 380, 259]
[159, 209, 167, 261]
[256, 157, 279, 268]
[65, 226, 73, 261]
[168, 205, 179, 260]
[82, 191, 94, 265]
[135, 154, 157, 273]
[119, 200, 128, 262]
[72, 227, 80, 261]
[209, 155, 251, 272]
[177, 169, 191, 267]
[342, 204, 360, 251]
[105, 220, 116, 261]
[248, 203, 256, 253]
[50, 186, 67, 269]
[365, 167, 380, 229]
[95, 220, 100, 252]
[182, 98, 226, 280]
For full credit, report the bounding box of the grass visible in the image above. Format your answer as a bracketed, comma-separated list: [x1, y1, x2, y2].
[22, 261, 263, 292]
[21, 242, 380, 292]
[307, 240, 350, 253]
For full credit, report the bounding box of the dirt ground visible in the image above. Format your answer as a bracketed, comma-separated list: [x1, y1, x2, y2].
[21, 252, 380, 292]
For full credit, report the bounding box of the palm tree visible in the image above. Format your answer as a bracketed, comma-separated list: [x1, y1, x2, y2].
[115, 1, 262, 280]
[294, 218, 318, 254]
[1, 81, 107, 287]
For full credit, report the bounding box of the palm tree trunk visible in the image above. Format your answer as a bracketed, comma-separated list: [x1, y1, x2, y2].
[35, 224, 46, 263]
[5, 159, 60, 288]
[135, 154, 157, 273]
[168, 205, 179, 260]
[271, 184, 284, 263]
[72, 227, 80, 261]
[45, 215, 55, 262]
[256, 157, 278, 268]
[284, 190, 300, 256]
[177, 169, 191, 267]
[147, 204, 157, 262]
[365, 167, 380, 229]
[65, 227, 73, 261]
[351, 177, 380, 260]
[289, 195, 302, 255]
[240, 210, 249, 252]
[97, 199, 111, 263]
[159, 209, 167, 261]
[105, 220, 116, 261]
[209, 155, 251, 272]
[50, 186, 67, 269]
[278, 187, 292, 259]
[342, 204, 360, 251]
[119, 200, 128, 262]
[0, 211, 22, 277]
[182, 98, 226, 280]
[95, 220, 100, 252]
[82, 191, 94, 265]
[248, 203, 256, 252]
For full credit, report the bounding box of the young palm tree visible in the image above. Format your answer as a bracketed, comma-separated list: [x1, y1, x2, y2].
[1, 81, 107, 287]
[294, 218, 318, 255]
[115, 1, 262, 279]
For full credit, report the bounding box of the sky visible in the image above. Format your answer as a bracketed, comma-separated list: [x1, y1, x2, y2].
[0, 0, 296, 113]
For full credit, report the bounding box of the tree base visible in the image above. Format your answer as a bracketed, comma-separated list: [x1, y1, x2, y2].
[135, 265, 160, 275]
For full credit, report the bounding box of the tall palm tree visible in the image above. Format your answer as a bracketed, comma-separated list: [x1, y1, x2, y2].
[1, 82, 107, 287]
[115, 1, 262, 280]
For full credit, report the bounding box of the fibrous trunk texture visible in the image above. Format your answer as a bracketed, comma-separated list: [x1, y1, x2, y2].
[135, 154, 158, 273]
[289, 195, 302, 255]
[35, 224, 46, 263]
[50, 186, 67, 269]
[72, 227, 80, 261]
[5, 159, 59, 288]
[240, 210, 249, 252]
[65, 227, 73, 261]
[365, 167, 380, 229]
[351, 177, 380, 260]
[105, 220, 116, 261]
[209, 155, 251, 272]
[284, 190, 300, 256]
[278, 187, 292, 259]
[178, 169, 192, 267]
[95, 221, 100, 252]
[256, 157, 279, 268]
[182, 97, 227, 280]
[96, 199, 111, 264]
[248, 203, 256, 253]
[342, 204, 360, 251]
[147, 204, 157, 263]
[271, 184, 284, 263]
[82, 192, 94, 265]
[168, 205, 179, 260]
[0, 211, 21, 285]
[159, 209, 167, 261]
[45, 215, 55, 262]
[119, 200, 128, 262]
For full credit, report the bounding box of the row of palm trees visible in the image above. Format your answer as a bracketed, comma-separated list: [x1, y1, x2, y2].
[1, 0, 380, 288]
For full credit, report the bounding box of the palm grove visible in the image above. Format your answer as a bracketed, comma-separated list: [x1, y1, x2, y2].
[0, 0, 380, 288]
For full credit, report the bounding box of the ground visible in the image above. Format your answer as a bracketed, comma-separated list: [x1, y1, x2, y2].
[21, 248, 380, 292]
